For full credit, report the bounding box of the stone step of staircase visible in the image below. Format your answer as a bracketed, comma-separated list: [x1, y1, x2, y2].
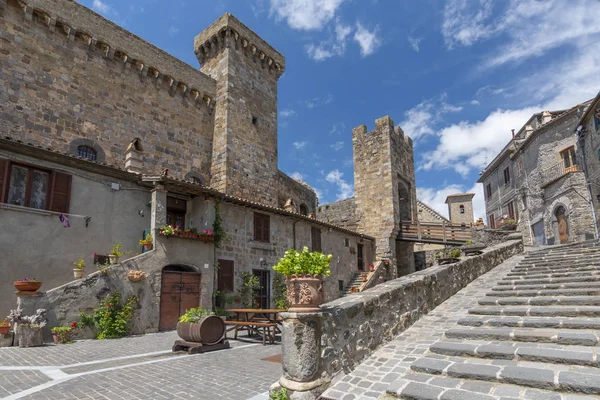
[341, 273, 367, 295]
[429, 341, 599, 367]
[457, 315, 600, 330]
[390, 375, 504, 400]
[523, 248, 600, 260]
[497, 275, 600, 286]
[512, 260, 600, 270]
[445, 327, 599, 345]
[485, 288, 600, 297]
[406, 357, 600, 394]
[506, 267, 600, 278]
[491, 281, 600, 292]
[479, 296, 600, 306]
[468, 305, 600, 318]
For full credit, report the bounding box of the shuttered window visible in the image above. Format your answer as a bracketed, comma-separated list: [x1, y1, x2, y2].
[254, 212, 270, 242]
[0, 159, 72, 213]
[311, 226, 322, 252]
[218, 260, 234, 292]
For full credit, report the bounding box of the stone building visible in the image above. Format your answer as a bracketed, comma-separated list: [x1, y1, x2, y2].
[445, 193, 474, 225]
[0, 0, 380, 327]
[479, 101, 596, 245]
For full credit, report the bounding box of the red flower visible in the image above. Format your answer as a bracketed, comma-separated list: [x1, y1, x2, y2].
[71, 322, 77, 328]
[107, 303, 111, 307]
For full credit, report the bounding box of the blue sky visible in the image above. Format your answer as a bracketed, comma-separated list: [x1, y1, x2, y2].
[81, 0, 600, 220]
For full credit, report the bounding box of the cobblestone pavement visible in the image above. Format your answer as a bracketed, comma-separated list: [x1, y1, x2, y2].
[0, 331, 281, 399]
[323, 243, 600, 400]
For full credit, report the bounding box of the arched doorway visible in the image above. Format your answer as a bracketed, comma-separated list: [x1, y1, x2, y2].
[555, 206, 569, 244]
[159, 265, 202, 331]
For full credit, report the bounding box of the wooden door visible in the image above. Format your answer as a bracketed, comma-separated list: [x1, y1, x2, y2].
[252, 270, 270, 309]
[556, 207, 569, 243]
[159, 270, 201, 331]
[357, 244, 364, 271]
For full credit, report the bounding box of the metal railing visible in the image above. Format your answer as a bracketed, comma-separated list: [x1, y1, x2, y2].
[399, 220, 473, 244]
[541, 161, 582, 187]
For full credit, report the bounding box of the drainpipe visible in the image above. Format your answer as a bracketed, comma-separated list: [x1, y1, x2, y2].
[292, 219, 300, 250]
[577, 133, 600, 239]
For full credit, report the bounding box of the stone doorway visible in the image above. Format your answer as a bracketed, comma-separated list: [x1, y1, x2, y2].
[159, 265, 201, 331]
[555, 206, 569, 244]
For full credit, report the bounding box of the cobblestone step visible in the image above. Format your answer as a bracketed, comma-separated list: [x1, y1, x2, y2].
[408, 357, 600, 394]
[506, 267, 600, 279]
[497, 275, 600, 286]
[512, 261, 600, 271]
[393, 380, 498, 400]
[491, 281, 600, 292]
[523, 250, 600, 261]
[445, 327, 600, 345]
[479, 296, 600, 306]
[468, 305, 600, 318]
[485, 288, 600, 297]
[508, 265, 600, 277]
[429, 341, 599, 367]
[457, 315, 600, 329]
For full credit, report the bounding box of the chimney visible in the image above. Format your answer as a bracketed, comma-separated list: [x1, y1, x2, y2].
[524, 125, 534, 138]
[125, 138, 144, 174]
[511, 129, 515, 138]
[541, 111, 552, 125]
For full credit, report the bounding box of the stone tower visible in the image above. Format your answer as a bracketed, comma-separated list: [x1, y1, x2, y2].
[445, 193, 475, 225]
[353, 116, 417, 278]
[194, 14, 285, 206]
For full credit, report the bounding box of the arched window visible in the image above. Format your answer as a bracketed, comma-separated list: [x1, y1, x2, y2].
[77, 145, 97, 161]
[299, 204, 308, 216]
[459, 205, 465, 214]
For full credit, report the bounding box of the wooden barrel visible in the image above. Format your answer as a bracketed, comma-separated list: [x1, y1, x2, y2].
[176, 316, 225, 345]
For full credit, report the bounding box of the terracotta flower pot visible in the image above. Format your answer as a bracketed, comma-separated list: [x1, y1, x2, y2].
[52, 334, 60, 344]
[73, 269, 84, 279]
[14, 281, 42, 292]
[286, 274, 323, 313]
[0, 325, 10, 335]
[109, 255, 119, 264]
[143, 243, 153, 251]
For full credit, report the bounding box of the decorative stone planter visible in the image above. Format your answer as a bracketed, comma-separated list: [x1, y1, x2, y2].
[73, 269, 84, 279]
[286, 274, 323, 312]
[16, 325, 44, 347]
[108, 255, 119, 264]
[13, 281, 42, 292]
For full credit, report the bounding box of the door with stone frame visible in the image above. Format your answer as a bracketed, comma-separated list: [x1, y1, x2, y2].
[159, 268, 202, 331]
[556, 206, 569, 244]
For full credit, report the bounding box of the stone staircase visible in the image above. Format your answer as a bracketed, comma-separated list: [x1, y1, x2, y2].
[392, 241, 600, 399]
[342, 272, 367, 296]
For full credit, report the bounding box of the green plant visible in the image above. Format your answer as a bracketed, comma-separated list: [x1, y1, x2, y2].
[237, 272, 261, 308]
[0, 319, 9, 327]
[214, 291, 235, 316]
[110, 243, 124, 257]
[463, 240, 473, 246]
[160, 225, 177, 237]
[272, 273, 288, 310]
[213, 202, 226, 248]
[179, 307, 214, 323]
[97, 262, 110, 275]
[79, 292, 137, 339]
[270, 388, 288, 400]
[450, 248, 461, 258]
[273, 246, 332, 276]
[138, 234, 152, 246]
[73, 258, 85, 270]
[50, 326, 72, 344]
[503, 219, 516, 225]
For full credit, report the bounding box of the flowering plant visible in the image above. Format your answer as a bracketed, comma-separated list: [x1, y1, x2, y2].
[15, 278, 39, 282]
[110, 242, 124, 257]
[73, 258, 85, 269]
[138, 233, 153, 246]
[0, 319, 9, 327]
[159, 225, 180, 237]
[200, 229, 215, 236]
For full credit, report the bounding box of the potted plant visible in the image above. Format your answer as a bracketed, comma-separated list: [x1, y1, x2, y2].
[73, 258, 85, 279]
[199, 229, 215, 242]
[0, 319, 11, 335]
[176, 307, 226, 345]
[13, 278, 42, 292]
[501, 219, 517, 230]
[109, 242, 124, 264]
[369, 263, 375, 272]
[127, 270, 147, 282]
[8, 309, 46, 348]
[273, 246, 332, 312]
[159, 225, 180, 238]
[361, 273, 368, 282]
[139, 233, 153, 251]
[51, 325, 73, 344]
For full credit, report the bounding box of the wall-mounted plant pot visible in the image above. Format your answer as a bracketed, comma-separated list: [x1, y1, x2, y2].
[127, 270, 146, 282]
[73, 269, 84, 279]
[13, 281, 42, 292]
[109, 255, 119, 264]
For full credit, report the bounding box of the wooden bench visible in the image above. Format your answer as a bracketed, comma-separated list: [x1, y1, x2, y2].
[224, 321, 276, 345]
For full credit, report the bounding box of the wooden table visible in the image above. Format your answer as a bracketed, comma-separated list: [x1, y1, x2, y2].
[224, 309, 283, 344]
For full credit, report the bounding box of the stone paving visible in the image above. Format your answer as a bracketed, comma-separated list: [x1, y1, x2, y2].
[0, 331, 282, 399]
[322, 244, 600, 400]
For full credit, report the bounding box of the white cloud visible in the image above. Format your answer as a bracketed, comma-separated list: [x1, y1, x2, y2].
[289, 171, 304, 181]
[325, 169, 354, 200]
[470, 100, 480, 105]
[407, 36, 422, 52]
[441, 0, 496, 48]
[330, 141, 344, 151]
[306, 20, 352, 61]
[418, 183, 486, 222]
[305, 94, 334, 108]
[293, 141, 307, 150]
[280, 109, 297, 118]
[353, 23, 381, 57]
[269, 0, 345, 30]
[92, 0, 110, 14]
[400, 94, 463, 140]
[168, 26, 180, 36]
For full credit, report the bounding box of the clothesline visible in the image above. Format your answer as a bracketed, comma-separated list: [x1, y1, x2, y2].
[0, 203, 92, 227]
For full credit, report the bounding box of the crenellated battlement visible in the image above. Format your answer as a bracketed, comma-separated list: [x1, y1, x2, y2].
[352, 116, 413, 148]
[8, 0, 216, 108]
[194, 13, 285, 79]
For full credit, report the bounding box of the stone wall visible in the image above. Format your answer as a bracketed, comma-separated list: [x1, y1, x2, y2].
[279, 239, 523, 398]
[316, 197, 358, 231]
[447, 194, 475, 225]
[480, 152, 517, 228]
[277, 171, 318, 215]
[581, 96, 600, 236]
[1, 1, 216, 180]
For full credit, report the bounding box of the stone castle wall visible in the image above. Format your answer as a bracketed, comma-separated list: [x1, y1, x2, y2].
[277, 171, 318, 214]
[316, 197, 359, 231]
[1, 1, 216, 180]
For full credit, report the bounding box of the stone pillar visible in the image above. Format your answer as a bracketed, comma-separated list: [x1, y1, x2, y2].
[151, 185, 168, 242]
[279, 312, 327, 399]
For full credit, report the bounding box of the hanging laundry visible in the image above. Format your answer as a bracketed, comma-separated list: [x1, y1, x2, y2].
[59, 213, 70, 228]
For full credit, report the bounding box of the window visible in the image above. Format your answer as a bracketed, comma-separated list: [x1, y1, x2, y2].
[217, 260, 234, 292]
[76, 145, 97, 161]
[338, 280, 344, 292]
[560, 146, 577, 171]
[166, 196, 186, 229]
[516, 159, 523, 176]
[344, 238, 349, 247]
[299, 204, 308, 216]
[252, 116, 258, 126]
[253, 212, 270, 242]
[459, 205, 465, 214]
[0, 159, 72, 212]
[503, 167, 510, 185]
[488, 213, 495, 229]
[311, 226, 322, 252]
[486, 184, 492, 199]
[507, 202, 515, 220]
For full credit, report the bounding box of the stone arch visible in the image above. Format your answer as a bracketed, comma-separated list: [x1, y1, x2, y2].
[162, 264, 199, 273]
[299, 203, 308, 216]
[184, 171, 207, 186]
[459, 204, 465, 214]
[69, 138, 106, 163]
[551, 202, 570, 244]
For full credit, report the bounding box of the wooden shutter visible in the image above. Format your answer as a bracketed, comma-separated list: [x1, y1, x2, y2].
[254, 213, 270, 242]
[0, 159, 8, 202]
[311, 227, 322, 252]
[49, 171, 72, 213]
[218, 260, 234, 292]
[254, 213, 261, 241]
